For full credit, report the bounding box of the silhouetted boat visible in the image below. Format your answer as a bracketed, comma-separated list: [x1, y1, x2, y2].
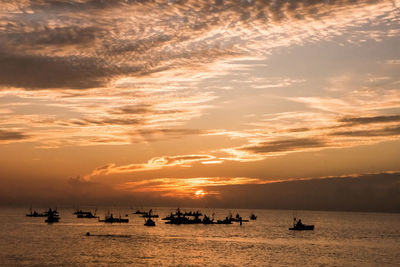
[77, 211, 99, 219]
[144, 218, 156, 226]
[289, 218, 314, 230]
[98, 212, 129, 223]
[45, 215, 60, 223]
[164, 208, 202, 224]
[289, 224, 314, 230]
[26, 207, 46, 217]
[228, 213, 249, 223]
[216, 217, 232, 224]
[202, 214, 214, 224]
[250, 213, 257, 220]
[142, 209, 157, 226]
[44, 208, 60, 223]
[74, 209, 99, 219]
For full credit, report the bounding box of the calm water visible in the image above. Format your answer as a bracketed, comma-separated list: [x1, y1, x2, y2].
[0, 207, 399, 266]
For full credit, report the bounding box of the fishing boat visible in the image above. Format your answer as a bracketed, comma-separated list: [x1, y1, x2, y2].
[74, 209, 99, 218]
[228, 213, 249, 223]
[216, 217, 232, 224]
[26, 207, 47, 217]
[164, 208, 202, 224]
[142, 209, 157, 226]
[77, 211, 99, 219]
[144, 217, 156, 226]
[289, 218, 314, 230]
[202, 214, 214, 224]
[45, 215, 60, 223]
[98, 212, 129, 223]
[44, 208, 60, 223]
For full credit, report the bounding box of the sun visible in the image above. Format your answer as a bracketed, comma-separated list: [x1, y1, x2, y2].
[194, 189, 206, 198]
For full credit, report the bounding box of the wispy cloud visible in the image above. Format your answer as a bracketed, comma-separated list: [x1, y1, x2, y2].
[0, 128, 30, 143]
[84, 154, 215, 180]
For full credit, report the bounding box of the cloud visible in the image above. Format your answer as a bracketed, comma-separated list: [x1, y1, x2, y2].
[241, 137, 325, 154]
[339, 115, 400, 125]
[130, 128, 206, 142]
[0, 128, 30, 142]
[0, 0, 396, 90]
[84, 154, 215, 180]
[331, 125, 400, 137]
[0, 84, 215, 147]
[0, 52, 116, 89]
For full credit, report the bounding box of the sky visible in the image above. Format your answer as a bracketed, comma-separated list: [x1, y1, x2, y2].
[0, 0, 399, 211]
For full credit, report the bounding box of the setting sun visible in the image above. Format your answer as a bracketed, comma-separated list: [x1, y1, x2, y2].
[194, 190, 206, 198]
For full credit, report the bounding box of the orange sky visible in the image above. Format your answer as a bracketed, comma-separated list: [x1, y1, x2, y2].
[0, 0, 399, 210]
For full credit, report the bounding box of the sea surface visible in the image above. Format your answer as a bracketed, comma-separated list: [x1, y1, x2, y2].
[0, 207, 399, 266]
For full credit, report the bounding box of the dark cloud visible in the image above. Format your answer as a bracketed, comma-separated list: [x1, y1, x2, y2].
[132, 128, 206, 142]
[161, 154, 213, 165]
[331, 125, 400, 137]
[109, 104, 183, 116]
[138, 128, 204, 136]
[284, 127, 310, 133]
[4, 26, 101, 47]
[70, 117, 143, 126]
[0, 129, 30, 141]
[0, 52, 116, 89]
[339, 115, 400, 125]
[242, 137, 325, 154]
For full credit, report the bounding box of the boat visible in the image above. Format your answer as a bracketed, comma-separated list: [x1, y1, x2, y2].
[140, 209, 159, 218]
[289, 224, 314, 230]
[77, 211, 99, 219]
[74, 209, 99, 218]
[26, 207, 47, 217]
[202, 214, 214, 224]
[45, 215, 60, 223]
[164, 208, 202, 224]
[228, 213, 249, 223]
[289, 218, 314, 231]
[141, 209, 157, 226]
[44, 208, 60, 223]
[98, 212, 129, 223]
[216, 217, 232, 224]
[162, 213, 174, 221]
[144, 218, 156, 226]
[250, 213, 257, 220]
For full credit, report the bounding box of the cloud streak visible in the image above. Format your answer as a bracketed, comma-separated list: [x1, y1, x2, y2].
[84, 154, 216, 180]
[0, 128, 30, 142]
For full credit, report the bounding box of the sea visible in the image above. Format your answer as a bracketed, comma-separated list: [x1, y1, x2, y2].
[0, 207, 399, 266]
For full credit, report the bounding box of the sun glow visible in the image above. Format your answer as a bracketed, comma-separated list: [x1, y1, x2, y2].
[194, 190, 206, 198]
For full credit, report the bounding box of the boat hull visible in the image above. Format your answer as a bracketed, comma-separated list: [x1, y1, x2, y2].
[289, 225, 314, 230]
